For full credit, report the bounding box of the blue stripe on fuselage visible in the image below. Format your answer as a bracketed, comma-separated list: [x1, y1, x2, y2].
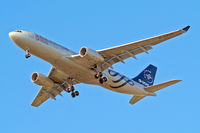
[108, 69, 134, 88]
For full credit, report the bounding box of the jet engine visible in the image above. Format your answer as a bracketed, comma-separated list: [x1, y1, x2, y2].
[31, 72, 57, 88]
[80, 47, 104, 62]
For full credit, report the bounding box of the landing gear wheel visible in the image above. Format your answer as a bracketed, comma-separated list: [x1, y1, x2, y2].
[102, 77, 107, 82]
[71, 92, 76, 98]
[75, 91, 79, 96]
[94, 72, 103, 79]
[66, 88, 71, 93]
[94, 74, 99, 79]
[74, 91, 79, 96]
[25, 54, 31, 59]
[99, 78, 104, 84]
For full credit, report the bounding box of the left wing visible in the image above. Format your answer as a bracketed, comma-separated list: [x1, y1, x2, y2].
[69, 26, 190, 71]
[98, 26, 190, 70]
[31, 67, 79, 107]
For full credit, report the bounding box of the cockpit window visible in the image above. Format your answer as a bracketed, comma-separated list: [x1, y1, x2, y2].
[15, 30, 22, 32]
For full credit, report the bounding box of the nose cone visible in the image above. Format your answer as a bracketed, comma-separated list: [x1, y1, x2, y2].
[9, 31, 18, 41]
[9, 31, 24, 48]
[9, 31, 24, 44]
[8, 32, 14, 39]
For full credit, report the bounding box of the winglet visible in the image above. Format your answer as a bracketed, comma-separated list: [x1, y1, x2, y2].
[182, 25, 190, 32]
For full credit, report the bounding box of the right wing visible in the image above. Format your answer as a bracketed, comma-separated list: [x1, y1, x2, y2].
[129, 80, 181, 105]
[31, 67, 79, 107]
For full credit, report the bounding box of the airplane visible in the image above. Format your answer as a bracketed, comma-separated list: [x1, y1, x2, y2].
[9, 25, 190, 107]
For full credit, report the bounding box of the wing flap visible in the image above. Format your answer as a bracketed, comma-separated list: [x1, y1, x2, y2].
[101, 46, 152, 70]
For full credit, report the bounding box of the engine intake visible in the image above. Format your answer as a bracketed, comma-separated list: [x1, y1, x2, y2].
[31, 72, 57, 88]
[80, 47, 104, 62]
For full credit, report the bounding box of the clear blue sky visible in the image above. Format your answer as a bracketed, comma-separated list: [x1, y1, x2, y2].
[1, 0, 199, 133]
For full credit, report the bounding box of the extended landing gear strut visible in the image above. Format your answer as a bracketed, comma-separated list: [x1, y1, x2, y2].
[92, 65, 107, 84]
[25, 48, 31, 59]
[62, 79, 79, 98]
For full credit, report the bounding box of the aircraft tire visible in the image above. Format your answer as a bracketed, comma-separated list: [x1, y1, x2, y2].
[99, 78, 104, 84]
[25, 54, 30, 58]
[94, 74, 99, 79]
[103, 77, 107, 82]
[71, 92, 76, 98]
[75, 91, 79, 96]
[66, 88, 71, 93]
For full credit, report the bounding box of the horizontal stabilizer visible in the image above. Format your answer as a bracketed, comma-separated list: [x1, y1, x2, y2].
[144, 79, 182, 92]
[129, 79, 181, 105]
[129, 96, 145, 104]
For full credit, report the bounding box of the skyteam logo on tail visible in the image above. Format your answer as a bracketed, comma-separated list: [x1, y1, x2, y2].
[133, 64, 157, 87]
[144, 70, 154, 84]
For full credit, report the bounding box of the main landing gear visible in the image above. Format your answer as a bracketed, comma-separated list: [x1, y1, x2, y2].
[25, 48, 31, 59]
[62, 79, 79, 98]
[65, 86, 79, 98]
[94, 72, 107, 84]
[92, 65, 107, 84]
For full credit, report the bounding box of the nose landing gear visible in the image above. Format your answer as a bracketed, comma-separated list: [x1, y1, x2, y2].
[25, 48, 31, 59]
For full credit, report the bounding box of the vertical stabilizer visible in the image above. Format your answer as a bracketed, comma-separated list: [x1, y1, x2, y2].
[133, 64, 157, 87]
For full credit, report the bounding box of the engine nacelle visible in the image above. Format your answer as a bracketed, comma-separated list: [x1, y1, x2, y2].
[80, 47, 104, 62]
[31, 72, 57, 88]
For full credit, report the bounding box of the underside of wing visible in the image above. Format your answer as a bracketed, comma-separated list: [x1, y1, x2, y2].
[31, 66, 79, 107]
[31, 86, 64, 107]
[31, 87, 49, 107]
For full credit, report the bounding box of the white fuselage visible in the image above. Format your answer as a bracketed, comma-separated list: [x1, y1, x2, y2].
[9, 30, 151, 96]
